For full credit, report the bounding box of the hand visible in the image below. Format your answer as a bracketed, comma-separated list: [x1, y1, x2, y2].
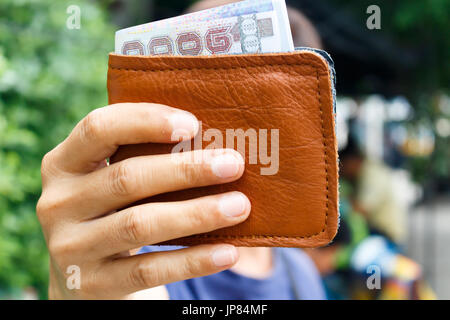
[37, 103, 250, 299]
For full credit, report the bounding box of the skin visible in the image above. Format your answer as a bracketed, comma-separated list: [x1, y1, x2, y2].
[304, 247, 340, 276]
[37, 103, 258, 299]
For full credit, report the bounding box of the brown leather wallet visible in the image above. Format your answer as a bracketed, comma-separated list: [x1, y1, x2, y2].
[107, 49, 339, 247]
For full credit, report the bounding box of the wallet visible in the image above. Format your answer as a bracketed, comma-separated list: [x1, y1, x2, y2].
[107, 48, 339, 248]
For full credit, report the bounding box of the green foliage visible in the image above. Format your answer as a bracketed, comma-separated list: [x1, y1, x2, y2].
[0, 0, 114, 298]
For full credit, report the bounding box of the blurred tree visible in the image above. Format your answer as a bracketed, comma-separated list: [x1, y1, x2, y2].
[0, 0, 114, 298]
[324, 0, 450, 94]
[290, 0, 448, 189]
[325, 0, 450, 188]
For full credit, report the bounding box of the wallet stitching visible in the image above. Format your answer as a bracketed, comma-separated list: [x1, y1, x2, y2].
[109, 63, 330, 240]
[109, 61, 319, 73]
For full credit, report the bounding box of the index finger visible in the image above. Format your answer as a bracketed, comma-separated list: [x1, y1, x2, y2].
[50, 103, 199, 174]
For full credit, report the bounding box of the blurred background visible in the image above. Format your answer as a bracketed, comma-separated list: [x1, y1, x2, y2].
[0, 0, 448, 299]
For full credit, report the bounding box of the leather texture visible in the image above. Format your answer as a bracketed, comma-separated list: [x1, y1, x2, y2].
[107, 50, 339, 247]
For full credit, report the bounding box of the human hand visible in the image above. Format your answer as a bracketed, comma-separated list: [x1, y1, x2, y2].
[37, 103, 250, 299]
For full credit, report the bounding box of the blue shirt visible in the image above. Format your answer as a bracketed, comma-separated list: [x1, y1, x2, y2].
[139, 246, 326, 300]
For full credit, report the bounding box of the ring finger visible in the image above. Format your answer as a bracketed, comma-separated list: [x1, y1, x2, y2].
[79, 192, 251, 259]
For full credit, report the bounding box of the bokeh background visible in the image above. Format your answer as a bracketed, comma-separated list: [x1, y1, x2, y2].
[0, 0, 448, 299]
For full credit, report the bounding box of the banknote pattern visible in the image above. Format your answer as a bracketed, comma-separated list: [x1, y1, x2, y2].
[115, 0, 294, 56]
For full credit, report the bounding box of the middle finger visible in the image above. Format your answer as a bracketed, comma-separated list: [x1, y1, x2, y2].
[69, 148, 244, 220]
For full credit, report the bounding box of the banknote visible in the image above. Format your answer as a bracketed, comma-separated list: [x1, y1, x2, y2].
[115, 0, 294, 56]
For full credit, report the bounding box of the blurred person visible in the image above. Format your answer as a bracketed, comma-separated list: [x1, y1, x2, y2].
[348, 235, 436, 300]
[37, 0, 328, 299]
[339, 135, 408, 244]
[307, 199, 436, 300]
[305, 200, 369, 299]
[334, 134, 435, 299]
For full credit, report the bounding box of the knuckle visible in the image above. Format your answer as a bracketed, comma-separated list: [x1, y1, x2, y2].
[48, 235, 79, 262]
[36, 191, 72, 217]
[107, 161, 136, 197]
[36, 196, 50, 224]
[182, 253, 208, 277]
[40, 149, 62, 182]
[35, 191, 73, 227]
[79, 109, 105, 143]
[187, 201, 214, 230]
[41, 151, 53, 175]
[81, 269, 101, 294]
[129, 260, 161, 289]
[120, 208, 148, 245]
[177, 161, 202, 186]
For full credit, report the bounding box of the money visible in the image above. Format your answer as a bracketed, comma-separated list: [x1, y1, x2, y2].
[115, 0, 294, 56]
